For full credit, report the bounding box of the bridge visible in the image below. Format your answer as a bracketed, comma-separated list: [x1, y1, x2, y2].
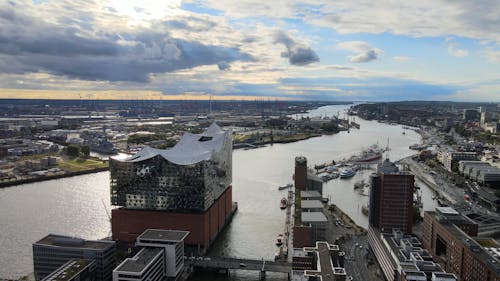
[186, 257, 292, 277]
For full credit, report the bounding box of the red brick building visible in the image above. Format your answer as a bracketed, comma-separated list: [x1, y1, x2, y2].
[112, 186, 234, 249]
[423, 207, 500, 281]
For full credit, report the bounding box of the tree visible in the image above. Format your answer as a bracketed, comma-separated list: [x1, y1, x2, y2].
[65, 144, 80, 158]
[81, 145, 90, 158]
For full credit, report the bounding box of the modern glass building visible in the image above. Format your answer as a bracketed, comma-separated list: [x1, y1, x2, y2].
[110, 123, 235, 250]
[110, 123, 232, 212]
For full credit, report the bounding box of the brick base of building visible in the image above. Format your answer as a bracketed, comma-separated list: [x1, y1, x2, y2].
[111, 185, 233, 251]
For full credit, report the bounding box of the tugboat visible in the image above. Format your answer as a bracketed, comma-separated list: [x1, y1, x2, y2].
[280, 198, 288, 210]
[340, 169, 356, 179]
[276, 234, 284, 246]
[278, 183, 293, 190]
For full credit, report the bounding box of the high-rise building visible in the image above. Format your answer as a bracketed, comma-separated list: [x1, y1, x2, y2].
[110, 123, 235, 252]
[369, 159, 414, 234]
[33, 235, 116, 281]
[294, 156, 308, 190]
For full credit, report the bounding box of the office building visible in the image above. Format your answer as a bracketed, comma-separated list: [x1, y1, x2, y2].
[113, 229, 189, 281]
[113, 248, 164, 281]
[33, 235, 116, 281]
[41, 259, 96, 281]
[301, 212, 327, 242]
[423, 207, 500, 281]
[292, 241, 348, 281]
[369, 159, 414, 234]
[110, 123, 234, 251]
[462, 109, 479, 121]
[442, 152, 477, 172]
[368, 228, 457, 281]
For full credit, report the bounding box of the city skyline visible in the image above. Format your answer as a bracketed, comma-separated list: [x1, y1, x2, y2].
[1, 1, 500, 102]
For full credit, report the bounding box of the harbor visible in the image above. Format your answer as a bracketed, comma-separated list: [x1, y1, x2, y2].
[0, 104, 436, 280]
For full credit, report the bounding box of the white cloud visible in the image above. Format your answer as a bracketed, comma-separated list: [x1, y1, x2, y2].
[337, 41, 383, 63]
[484, 50, 500, 64]
[446, 38, 469, 57]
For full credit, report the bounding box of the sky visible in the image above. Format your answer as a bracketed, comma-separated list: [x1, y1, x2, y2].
[1, 1, 500, 101]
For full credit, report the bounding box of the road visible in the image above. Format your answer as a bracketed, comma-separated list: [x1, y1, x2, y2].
[342, 235, 381, 281]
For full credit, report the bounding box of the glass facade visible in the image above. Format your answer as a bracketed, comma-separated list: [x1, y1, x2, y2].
[110, 124, 232, 212]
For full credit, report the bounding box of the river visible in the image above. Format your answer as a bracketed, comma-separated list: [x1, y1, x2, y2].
[0, 104, 438, 279]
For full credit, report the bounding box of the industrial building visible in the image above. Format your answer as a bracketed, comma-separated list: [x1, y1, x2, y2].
[110, 123, 234, 252]
[423, 207, 500, 281]
[369, 159, 414, 234]
[113, 229, 189, 281]
[33, 235, 116, 281]
[459, 160, 500, 187]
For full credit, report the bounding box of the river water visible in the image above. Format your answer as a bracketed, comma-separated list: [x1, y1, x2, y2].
[0, 105, 438, 279]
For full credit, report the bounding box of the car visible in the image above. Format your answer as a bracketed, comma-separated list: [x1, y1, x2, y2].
[359, 245, 363, 249]
[355, 243, 359, 246]
[239, 263, 247, 267]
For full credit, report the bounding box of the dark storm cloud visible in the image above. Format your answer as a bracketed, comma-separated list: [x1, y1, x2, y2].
[0, 2, 251, 82]
[273, 30, 319, 66]
[217, 61, 231, 70]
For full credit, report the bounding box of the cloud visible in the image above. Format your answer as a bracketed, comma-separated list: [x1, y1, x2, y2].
[446, 38, 469, 57]
[484, 50, 500, 63]
[273, 30, 319, 66]
[337, 41, 382, 63]
[0, 1, 252, 82]
[217, 61, 231, 70]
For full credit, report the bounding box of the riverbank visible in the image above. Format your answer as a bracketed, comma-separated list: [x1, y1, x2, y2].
[0, 166, 109, 188]
[233, 133, 323, 149]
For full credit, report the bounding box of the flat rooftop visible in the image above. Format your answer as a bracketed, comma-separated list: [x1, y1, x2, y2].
[304, 242, 344, 281]
[300, 190, 322, 198]
[436, 207, 459, 215]
[301, 200, 323, 209]
[35, 234, 114, 250]
[137, 229, 189, 242]
[115, 247, 163, 273]
[301, 212, 327, 223]
[42, 259, 94, 281]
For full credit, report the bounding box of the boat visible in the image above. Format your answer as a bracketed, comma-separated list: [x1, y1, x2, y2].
[279, 183, 293, 190]
[280, 198, 288, 210]
[276, 234, 283, 247]
[340, 169, 356, 179]
[354, 180, 364, 189]
[350, 144, 384, 162]
[314, 164, 326, 170]
[326, 165, 338, 173]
